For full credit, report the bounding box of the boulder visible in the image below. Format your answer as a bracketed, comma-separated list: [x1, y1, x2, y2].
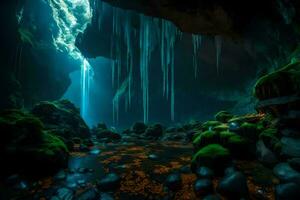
[281, 137, 300, 158]
[217, 172, 249, 199]
[96, 129, 121, 142]
[194, 179, 214, 196]
[144, 123, 163, 138]
[31, 100, 90, 140]
[165, 173, 182, 191]
[0, 109, 68, 176]
[131, 122, 147, 134]
[191, 144, 231, 174]
[275, 183, 300, 200]
[273, 163, 300, 185]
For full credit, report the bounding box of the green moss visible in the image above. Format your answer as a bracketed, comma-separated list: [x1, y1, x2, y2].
[202, 121, 222, 131]
[191, 144, 231, 173]
[215, 111, 233, 123]
[193, 130, 218, 149]
[254, 61, 300, 100]
[36, 132, 68, 156]
[238, 122, 260, 140]
[213, 124, 229, 132]
[219, 131, 235, 140]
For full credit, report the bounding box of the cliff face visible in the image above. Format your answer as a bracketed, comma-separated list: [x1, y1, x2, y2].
[99, 0, 297, 37]
[0, 0, 79, 110]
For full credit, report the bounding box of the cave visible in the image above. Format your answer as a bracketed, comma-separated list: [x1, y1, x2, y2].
[1, 0, 300, 199]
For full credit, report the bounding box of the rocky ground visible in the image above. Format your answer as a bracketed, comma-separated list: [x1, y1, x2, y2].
[0, 61, 300, 200]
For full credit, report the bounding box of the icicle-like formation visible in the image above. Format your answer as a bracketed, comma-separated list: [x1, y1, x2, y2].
[124, 12, 134, 107]
[139, 15, 157, 123]
[192, 34, 202, 78]
[160, 20, 177, 120]
[49, 0, 93, 120]
[16, 7, 24, 24]
[97, 0, 104, 30]
[215, 35, 222, 75]
[112, 78, 129, 123]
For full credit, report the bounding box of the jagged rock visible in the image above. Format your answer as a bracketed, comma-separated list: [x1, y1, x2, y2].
[217, 172, 249, 199]
[194, 179, 214, 196]
[31, 100, 90, 140]
[275, 183, 300, 200]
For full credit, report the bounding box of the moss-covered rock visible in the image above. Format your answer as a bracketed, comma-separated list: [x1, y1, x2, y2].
[236, 122, 261, 141]
[201, 121, 222, 131]
[254, 61, 300, 101]
[193, 130, 219, 149]
[215, 111, 234, 123]
[191, 144, 231, 173]
[213, 124, 229, 132]
[31, 100, 90, 140]
[96, 129, 121, 142]
[0, 109, 68, 176]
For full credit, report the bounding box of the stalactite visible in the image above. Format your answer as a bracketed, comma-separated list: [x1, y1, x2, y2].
[192, 34, 202, 78]
[160, 20, 177, 121]
[97, 0, 104, 30]
[215, 35, 222, 75]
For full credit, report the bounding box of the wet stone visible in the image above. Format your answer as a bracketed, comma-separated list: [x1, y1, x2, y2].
[195, 166, 214, 179]
[194, 179, 214, 196]
[97, 173, 121, 191]
[217, 172, 249, 199]
[165, 173, 182, 191]
[55, 187, 74, 200]
[100, 192, 114, 200]
[275, 182, 300, 200]
[76, 188, 99, 200]
[273, 163, 300, 184]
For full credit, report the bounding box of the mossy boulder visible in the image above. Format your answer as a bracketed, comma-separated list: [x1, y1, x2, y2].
[193, 130, 219, 149]
[254, 61, 300, 100]
[192, 144, 231, 173]
[201, 121, 222, 131]
[215, 111, 233, 123]
[0, 110, 68, 176]
[31, 100, 90, 140]
[213, 124, 229, 132]
[236, 122, 261, 141]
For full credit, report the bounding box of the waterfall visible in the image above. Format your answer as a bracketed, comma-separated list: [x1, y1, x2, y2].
[161, 20, 177, 120]
[192, 34, 202, 78]
[49, 0, 93, 120]
[215, 35, 222, 74]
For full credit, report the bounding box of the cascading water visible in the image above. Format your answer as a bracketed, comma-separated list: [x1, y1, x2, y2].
[161, 20, 178, 121]
[48, 0, 93, 120]
[192, 34, 202, 78]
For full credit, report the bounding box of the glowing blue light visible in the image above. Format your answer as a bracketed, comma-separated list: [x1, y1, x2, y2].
[49, 0, 93, 120]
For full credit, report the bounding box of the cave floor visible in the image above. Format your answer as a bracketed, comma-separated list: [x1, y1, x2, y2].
[1, 140, 276, 200]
